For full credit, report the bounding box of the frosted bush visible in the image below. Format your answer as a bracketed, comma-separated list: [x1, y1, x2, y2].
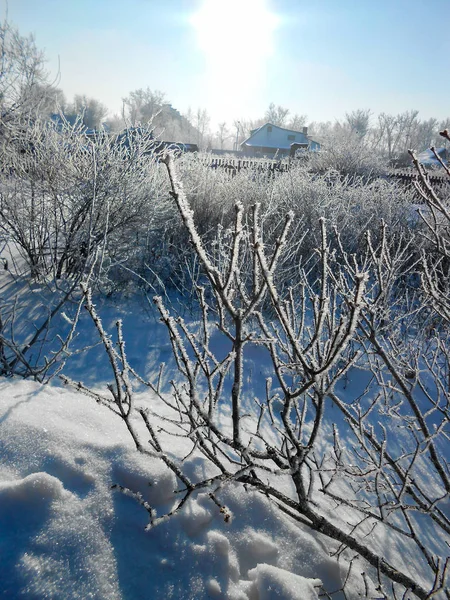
[65, 154, 450, 599]
[308, 128, 387, 180]
[272, 165, 417, 248]
[134, 156, 424, 296]
[0, 118, 168, 285]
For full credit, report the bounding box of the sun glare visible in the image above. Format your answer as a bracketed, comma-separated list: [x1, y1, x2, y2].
[190, 0, 279, 121]
[191, 0, 278, 58]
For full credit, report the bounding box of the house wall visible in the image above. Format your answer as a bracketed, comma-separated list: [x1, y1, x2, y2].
[247, 124, 309, 150]
[243, 146, 287, 158]
[241, 124, 319, 157]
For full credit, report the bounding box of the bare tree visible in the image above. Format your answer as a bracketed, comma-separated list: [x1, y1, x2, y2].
[265, 102, 289, 126]
[309, 122, 386, 179]
[376, 113, 400, 160]
[216, 122, 232, 150]
[288, 113, 308, 131]
[192, 107, 210, 149]
[411, 117, 439, 152]
[122, 88, 166, 126]
[104, 112, 126, 133]
[345, 109, 372, 137]
[0, 17, 48, 125]
[376, 110, 424, 159]
[68, 94, 108, 130]
[26, 84, 67, 117]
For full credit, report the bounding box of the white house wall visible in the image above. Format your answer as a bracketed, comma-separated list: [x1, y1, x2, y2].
[244, 124, 309, 150]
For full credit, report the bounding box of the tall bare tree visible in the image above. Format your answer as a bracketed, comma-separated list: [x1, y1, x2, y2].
[122, 88, 166, 126]
[265, 102, 290, 126]
[216, 121, 232, 150]
[0, 16, 55, 134]
[346, 109, 372, 137]
[288, 113, 308, 131]
[192, 107, 210, 149]
[68, 95, 108, 130]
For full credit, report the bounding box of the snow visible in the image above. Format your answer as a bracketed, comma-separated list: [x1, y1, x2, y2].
[0, 378, 333, 599]
[247, 565, 322, 600]
[417, 147, 448, 167]
[0, 282, 447, 599]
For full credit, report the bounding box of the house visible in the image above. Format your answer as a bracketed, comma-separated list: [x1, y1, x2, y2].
[240, 123, 320, 158]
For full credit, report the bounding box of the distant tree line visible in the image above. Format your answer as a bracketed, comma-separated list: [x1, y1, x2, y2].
[310, 109, 450, 166]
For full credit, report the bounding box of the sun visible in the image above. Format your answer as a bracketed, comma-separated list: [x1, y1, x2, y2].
[190, 0, 279, 121]
[191, 0, 278, 60]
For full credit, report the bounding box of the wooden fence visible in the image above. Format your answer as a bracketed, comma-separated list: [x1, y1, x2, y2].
[387, 169, 449, 186]
[202, 156, 449, 187]
[206, 157, 290, 177]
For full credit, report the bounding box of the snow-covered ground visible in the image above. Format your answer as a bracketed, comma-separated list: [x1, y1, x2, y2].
[0, 281, 339, 600]
[0, 375, 342, 600]
[0, 280, 448, 599]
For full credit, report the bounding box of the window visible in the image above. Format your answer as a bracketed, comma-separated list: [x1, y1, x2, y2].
[267, 126, 272, 132]
[287, 134, 295, 141]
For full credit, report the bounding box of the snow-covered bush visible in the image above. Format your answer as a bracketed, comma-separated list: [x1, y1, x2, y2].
[142, 154, 420, 297]
[270, 164, 420, 277]
[125, 153, 282, 293]
[308, 127, 387, 180]
[0, 118, 167, 285]
[0, 115, 170, 376]
[64, 154, 450, 598]
[409, 131, 450, 324]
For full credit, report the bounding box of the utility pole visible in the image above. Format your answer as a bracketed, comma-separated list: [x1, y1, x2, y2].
[234, 121, 241, 152]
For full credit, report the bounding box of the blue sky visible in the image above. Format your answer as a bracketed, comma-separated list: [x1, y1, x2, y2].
[3, 0, 449, 128]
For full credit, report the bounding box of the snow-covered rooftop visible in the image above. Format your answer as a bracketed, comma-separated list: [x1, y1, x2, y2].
[417, 147, 448, 167]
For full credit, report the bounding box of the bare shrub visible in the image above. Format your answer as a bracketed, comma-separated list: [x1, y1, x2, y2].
[64, 155, 449, 598]
[0, 118, 167, 287]
[0, 276, 85, 381]
[309, 127, 387, 180]
[160, 154, 420, 298]
[409, 130, 450, 324]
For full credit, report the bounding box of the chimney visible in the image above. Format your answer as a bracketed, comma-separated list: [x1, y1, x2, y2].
[302, 126, 308, 136]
